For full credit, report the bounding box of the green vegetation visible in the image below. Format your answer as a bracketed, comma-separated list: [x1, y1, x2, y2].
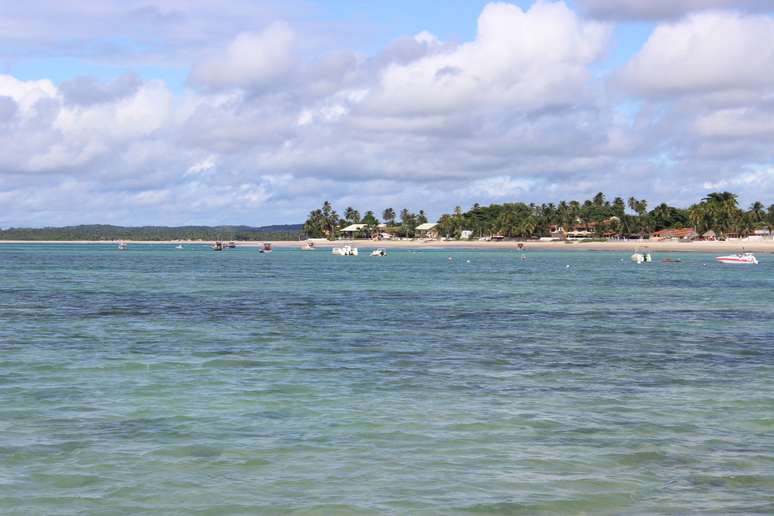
[304, 192, 774, 240]
[0, 224, 303, 241]
[303, 203, 427, 239]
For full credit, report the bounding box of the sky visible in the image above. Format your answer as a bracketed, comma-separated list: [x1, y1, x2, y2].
[1, 0, 773, 227]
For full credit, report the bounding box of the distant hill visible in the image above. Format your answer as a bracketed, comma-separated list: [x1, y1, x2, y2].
[0, 224, 304, 241]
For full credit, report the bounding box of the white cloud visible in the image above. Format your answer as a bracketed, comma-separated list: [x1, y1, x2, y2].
[366, 2, 610, 116]
[189, 21, 296, 92]
[186, 155, 217, 175]
[619, 11, 774, 96]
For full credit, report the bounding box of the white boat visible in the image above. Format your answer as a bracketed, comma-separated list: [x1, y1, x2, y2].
[118, 241, 128, 250]
[301, 242, 315, 251]
[260, 242, 272, 253]
[332, 245, 358, 256]
[630, 252, 651, 264]
[716, 252, 758, 265]
[175, 245, 183, 249]
[370, 248, 386, 257]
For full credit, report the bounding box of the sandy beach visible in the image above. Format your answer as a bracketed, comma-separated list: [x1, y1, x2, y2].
[3, 239, 774, 253]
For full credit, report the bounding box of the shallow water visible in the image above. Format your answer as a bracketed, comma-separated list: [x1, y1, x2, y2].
[1, 244, 773, 514]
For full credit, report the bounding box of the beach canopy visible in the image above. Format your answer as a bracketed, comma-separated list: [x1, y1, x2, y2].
[341, 224, 367, 232]
[703, 230, 716, 237]
[415, 223, 438, 231]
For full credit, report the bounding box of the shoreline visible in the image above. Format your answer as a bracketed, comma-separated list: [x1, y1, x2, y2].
[2, 239, 774, 253]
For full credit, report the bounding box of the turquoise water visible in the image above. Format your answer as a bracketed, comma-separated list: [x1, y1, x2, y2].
[1, 244, 773, 514]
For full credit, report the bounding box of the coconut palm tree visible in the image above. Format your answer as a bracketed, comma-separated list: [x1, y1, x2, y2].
[344, 207, 360, 224]
[382, 208, 396, 226]
[748, 201, 765, 224]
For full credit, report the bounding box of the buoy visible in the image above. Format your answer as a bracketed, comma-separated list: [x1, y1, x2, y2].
[466, 260, 471, 263]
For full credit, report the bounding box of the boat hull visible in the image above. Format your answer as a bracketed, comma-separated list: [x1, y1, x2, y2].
[715, 255, 758, 264]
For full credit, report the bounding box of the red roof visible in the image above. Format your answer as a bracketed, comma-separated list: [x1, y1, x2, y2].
[652, 228, 696, 238]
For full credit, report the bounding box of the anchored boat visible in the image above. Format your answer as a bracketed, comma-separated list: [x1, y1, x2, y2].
[716, 252, 758, 264]
[332, 245, 358, 256]
[631, 251, 652, 264]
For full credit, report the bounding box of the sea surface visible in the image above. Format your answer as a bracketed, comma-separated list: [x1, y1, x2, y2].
[1, 244, 773, 514]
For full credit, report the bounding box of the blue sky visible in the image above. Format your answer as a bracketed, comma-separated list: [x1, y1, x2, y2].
[0, 1, 772, 226]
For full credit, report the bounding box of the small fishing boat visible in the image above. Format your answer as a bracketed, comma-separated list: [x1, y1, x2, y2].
[212, 241, 224, 251]
[301, 241, 315, 251]
[716, 252, 758, 264]
[227, 242, 237, 249]
[175, 244, 183, 249]
[118, 241, 128, 250]
[370, 248, 386, 257]
[260, 242, 272, 253]
[332, 245, 358, 256]
[661, 257, 681, 263]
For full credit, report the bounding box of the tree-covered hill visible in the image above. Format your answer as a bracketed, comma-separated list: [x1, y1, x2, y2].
[0, 224, 303, 241]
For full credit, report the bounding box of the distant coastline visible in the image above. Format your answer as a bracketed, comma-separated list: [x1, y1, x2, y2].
[3, 239, 774, 253]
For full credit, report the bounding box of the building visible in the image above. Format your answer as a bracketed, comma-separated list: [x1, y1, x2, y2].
[460, 230, 473, 240]
[415, 222, 439, 239]
[651, 228, 698, 241]
[340, 224, 368, 239]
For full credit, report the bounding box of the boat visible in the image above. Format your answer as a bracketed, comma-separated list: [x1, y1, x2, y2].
[260, 242, 272, 253]
[175, 244, 183, 250]
[661, 257, 681, 263]
[301, 241, 315, 251]
[631, 252, 652, 264]
[370, 248, 386, 257]
[212, 241, 224, 251]
[118, 241, 128, 250]
[716, 252, 758, 265]
[332, 245, 358, 256]
[227, 242, 237, 249]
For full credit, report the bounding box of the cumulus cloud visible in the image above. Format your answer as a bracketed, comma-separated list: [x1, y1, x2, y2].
[577, 0, 772, 20]
[0, 73, 171, 176]
[619, 11, 774, 96]
[365, 2, 610, 116]
[189, 22, 296, 92]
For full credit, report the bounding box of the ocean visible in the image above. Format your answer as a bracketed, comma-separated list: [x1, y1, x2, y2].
[1, 244, 773, 514]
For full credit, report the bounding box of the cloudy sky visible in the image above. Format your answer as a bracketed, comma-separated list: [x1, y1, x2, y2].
[1, 0, 773, 226]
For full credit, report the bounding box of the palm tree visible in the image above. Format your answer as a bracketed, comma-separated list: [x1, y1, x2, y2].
[688, 204, 707, 234]
[748, 201, 765, 224]
[382, 208, 396, 226]
[344, 207, 360, 224]
[703, 192, 740, 237]
[321, 201, 339, 239]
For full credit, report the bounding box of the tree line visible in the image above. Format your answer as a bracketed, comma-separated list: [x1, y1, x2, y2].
[303, 192, 774, 240]
[0, 224, 303, 241]
[303, 202, 429, 238]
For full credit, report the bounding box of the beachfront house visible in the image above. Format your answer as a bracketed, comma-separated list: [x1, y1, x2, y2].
[341, 223, 368, 239]
[460, 230, 473, 240]
[651, 228, 698, 241]
[549, 225, 567, 240]
[415, 222, 439, 240]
